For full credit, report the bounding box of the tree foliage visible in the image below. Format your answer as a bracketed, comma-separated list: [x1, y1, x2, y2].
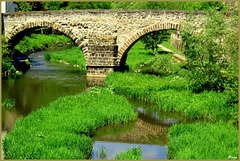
[2, 37, 16, 76]
[15, 1, 230, 11]
[61, 2, 112, 10]
[141, 30, 170, 55]
[181, 11, 238, 105]
[16, 2, 45, 11]
[42, 2, 67, 10]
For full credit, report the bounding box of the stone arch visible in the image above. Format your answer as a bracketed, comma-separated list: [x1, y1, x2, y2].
[6, 21, 88, 58]
[118, 22, 182, 67]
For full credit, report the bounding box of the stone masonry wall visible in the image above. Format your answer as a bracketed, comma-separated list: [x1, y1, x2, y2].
[171, 32, 183, 51]
[3, 10, 206, 76]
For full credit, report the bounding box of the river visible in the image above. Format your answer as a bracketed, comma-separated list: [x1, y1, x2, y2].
[2, 46, 191, 159]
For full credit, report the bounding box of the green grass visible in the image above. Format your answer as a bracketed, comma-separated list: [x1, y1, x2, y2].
[106, 72, 189, 101]
[168, 122, 238, 159]
[44, 46, 86, 70]
[126, 41, 155, 68]
[115, 147, 142, 160]
[125, 37, 186, 76]
[3, 87, 137, 159]
[160, 37, 184, 55]
[14, 34, 72, 55]
[105, 72, 237, 123]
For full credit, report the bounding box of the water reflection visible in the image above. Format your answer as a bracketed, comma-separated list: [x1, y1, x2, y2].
[92, 141, 167, 160]
[91, 97, 193, 159]
[2, 47, 88, 133]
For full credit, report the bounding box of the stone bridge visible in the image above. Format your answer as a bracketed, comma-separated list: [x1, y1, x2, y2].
[3, 9, 205, 77]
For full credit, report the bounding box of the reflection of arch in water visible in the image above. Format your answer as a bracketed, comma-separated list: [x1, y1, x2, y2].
[136, 118, 168, 134]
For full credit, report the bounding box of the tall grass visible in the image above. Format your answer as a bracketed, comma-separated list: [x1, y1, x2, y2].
[3, 87, 137, 159]
[115, 147, 142, 160]
[14, 34, 72, 55]
[44, 46, 86, 70]
[168, 122, 238, 159]
[105, 72, 237, 123]
[106, 72, 189, 101]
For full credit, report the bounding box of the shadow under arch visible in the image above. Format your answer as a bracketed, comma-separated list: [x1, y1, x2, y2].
[118, 22, 182, 70]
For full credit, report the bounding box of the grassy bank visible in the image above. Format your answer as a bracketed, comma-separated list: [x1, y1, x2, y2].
[105, 72, 238, 159]
[168, 122, 238, 159]
[44, 46, 86, 70]
[126, 41, 155, 69]
[3, 87, 137, 159]
[125, 39, 185, 76]
[14, 34, 72, 55]
[105, 72, 237, 123]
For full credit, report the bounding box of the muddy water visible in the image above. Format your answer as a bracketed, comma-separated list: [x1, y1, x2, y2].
[2, 46, 190, 159]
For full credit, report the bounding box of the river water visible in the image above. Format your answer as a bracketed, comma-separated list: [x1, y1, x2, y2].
[2, 46, 190, 159]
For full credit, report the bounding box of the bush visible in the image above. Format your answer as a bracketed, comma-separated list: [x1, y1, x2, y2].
[3, 87, 137, 159]
[142, 54, 184, 76]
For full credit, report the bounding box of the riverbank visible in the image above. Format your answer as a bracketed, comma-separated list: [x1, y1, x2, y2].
[14, 34, 73, 55]
[44, 46, 86, 70]
[2, 87, 138, 159]
[105, 72, 238, 159]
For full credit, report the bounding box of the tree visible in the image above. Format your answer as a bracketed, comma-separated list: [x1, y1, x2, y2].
[42, 2, 67, 10]
[181, 10, 238, 103]
[65, 2, 112, 10]
[141, 30, 170, 55]
[181, 2, 228, 11]
[16, 1, 45, 11]
[2, 37, 16, 76]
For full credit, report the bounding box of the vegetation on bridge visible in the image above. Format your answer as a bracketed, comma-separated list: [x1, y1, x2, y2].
[3, 87, 138, 159]
[16, 1, 232, 12]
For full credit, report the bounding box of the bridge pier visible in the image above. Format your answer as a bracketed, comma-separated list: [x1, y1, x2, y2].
[86, 34, 120, 77]
[86, 66, 120, 77]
